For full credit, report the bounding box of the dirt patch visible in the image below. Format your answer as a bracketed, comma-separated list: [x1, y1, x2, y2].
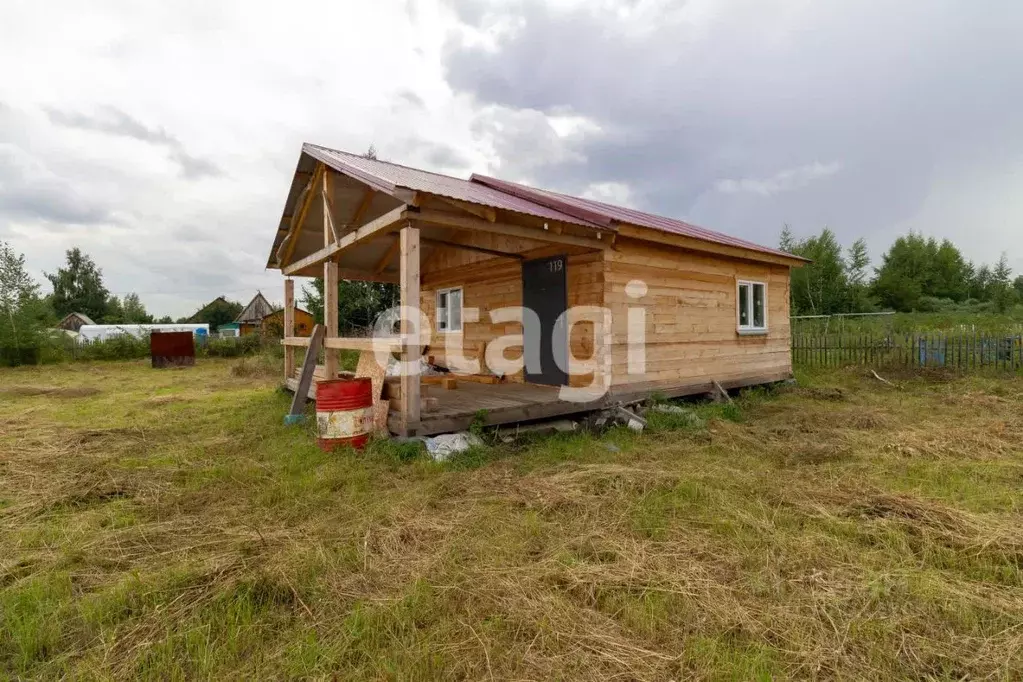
[844, 493, 967, 532]
[2, 386, 101, 398]
[794, 386, 847, 401]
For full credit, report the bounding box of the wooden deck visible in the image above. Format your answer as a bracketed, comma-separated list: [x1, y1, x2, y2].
[286, 368, 794, 438]
[393, 382, 596, 436]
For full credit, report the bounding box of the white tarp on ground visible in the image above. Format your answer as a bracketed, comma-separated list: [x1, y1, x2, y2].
[423, 432, 483, 461]
[77, 324, 210, 343]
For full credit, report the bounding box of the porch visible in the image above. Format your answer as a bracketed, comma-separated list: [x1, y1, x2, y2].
[271, 145, 613, 436]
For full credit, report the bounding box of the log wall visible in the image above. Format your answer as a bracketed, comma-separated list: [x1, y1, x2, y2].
[604, 236, 792, 388]
[416, 229, 793, 391]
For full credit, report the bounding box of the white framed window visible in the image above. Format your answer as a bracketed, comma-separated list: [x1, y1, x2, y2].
[737, 280, 767, 333]
[436, 287, 463, 333]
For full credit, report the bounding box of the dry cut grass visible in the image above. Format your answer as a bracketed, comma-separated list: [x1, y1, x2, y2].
[2, 359, 1023, 680]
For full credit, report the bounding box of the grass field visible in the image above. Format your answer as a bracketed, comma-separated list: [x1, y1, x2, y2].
[2, 359, 1023, 680]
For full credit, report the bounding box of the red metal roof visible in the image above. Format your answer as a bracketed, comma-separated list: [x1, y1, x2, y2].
[470, 173, 801, 261]
[304, 144, 606, 230]
[303, 143, 801, 262]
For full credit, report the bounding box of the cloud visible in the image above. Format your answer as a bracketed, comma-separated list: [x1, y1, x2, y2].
[581, 181, 635, 207]
[47, 106, 222, 179]
[1, 0, 1022, 317]
[0, 143, 116, 227]
[441, 0, 1023, 267]
[715, 161, 842, 197]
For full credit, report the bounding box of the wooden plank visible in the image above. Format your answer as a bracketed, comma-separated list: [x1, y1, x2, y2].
[374, 234, 401, 274]
[281, 163, 325, 267]
[615, 226, 806, 267]
[287, 324, 324, 420]
[422, 237, 526, 260]
[436, 196, 497, 222]
[282, 206, 407, 275]
[324, 260, 339, 379]
[421, 376, 458, 389]
[400, 223, 421, 434]
[350, 187, 376, 228]
[414, 209, 609, 251]
[336, 268, 399, 284]
[283, 278, 295, 379]
[284, 336, 429, 351]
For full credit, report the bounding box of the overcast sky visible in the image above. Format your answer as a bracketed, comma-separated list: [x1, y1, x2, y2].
[1, 0, 1021, 317]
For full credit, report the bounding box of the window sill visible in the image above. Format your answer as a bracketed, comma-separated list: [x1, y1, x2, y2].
[737, 328, 768, 336]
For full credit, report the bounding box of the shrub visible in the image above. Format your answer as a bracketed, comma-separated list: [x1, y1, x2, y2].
[201, 334, 264, 358]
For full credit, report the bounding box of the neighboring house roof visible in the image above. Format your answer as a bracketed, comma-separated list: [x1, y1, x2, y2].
[236, 292, 274, 324]
[300, 142, 804, 262]
[58, 312, 95, 327]
[188, 296, 229, 323]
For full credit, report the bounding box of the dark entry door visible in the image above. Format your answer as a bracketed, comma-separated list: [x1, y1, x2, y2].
[522, 254, 569, 386]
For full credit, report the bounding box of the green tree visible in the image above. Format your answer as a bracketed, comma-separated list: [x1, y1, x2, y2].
[875, 233, 937, 310]
[930, 240, 970, 301]
[303, 278, 398, 333]
[188, 297, 244, 329]
[104, 295, 124, 324]
[1013, 275, 1023, 299]
[990, 253, 1016, 312]
[45, 248, 109, 321]
[779, 224, 797, 253]
[0, 240, 52, 362]
[155, 315, 174, 324]
[783, 228, 849, 315]
[845, 238, 873, 311]
[969, 264, 992, 301]
[0, 240, 40, 316]
[122, 293, 152, 323]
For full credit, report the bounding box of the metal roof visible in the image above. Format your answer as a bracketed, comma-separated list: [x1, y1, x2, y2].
[303, 144, 606, 230]
[303, 142, 802, 262]
[470, 173, 802, 261]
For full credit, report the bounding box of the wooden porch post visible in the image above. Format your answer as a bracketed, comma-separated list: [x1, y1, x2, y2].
[283, 278, 295, 379]
[400, 221, 420, 433]
[323, 171, 339, 379]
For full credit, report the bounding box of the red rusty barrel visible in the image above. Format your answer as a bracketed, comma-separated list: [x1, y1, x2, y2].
[315, 378, 374, 451]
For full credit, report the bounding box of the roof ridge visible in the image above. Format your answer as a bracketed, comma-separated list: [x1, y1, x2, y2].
[304, 142, 472, 186]
[297, 143, 802, 262]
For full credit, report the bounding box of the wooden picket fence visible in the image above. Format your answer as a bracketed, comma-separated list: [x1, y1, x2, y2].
[792, 331, 1023, 372]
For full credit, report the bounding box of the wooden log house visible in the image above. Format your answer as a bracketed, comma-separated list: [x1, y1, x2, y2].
[267, 143, 807, 437]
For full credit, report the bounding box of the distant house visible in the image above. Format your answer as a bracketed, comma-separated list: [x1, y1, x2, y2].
[261, 307, 315, 337]
[188, 296, 243, 328]
[217, 322, 242, 337]
[57, 312, 95, 333]
[236, 292, 275, 335]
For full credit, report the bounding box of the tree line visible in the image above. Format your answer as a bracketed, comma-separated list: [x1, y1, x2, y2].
[1, 241, 249, 360]
[780, 227, 1023, 316]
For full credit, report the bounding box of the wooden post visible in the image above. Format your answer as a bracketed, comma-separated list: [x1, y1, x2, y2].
[284, 278, 295, 379]
[400, 222, 420, 434]
[323, 171, 339, 379]
[324, 261, 339, 379]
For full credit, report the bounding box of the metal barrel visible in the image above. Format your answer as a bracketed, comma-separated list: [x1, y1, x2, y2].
[315, 378, 374, 451]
